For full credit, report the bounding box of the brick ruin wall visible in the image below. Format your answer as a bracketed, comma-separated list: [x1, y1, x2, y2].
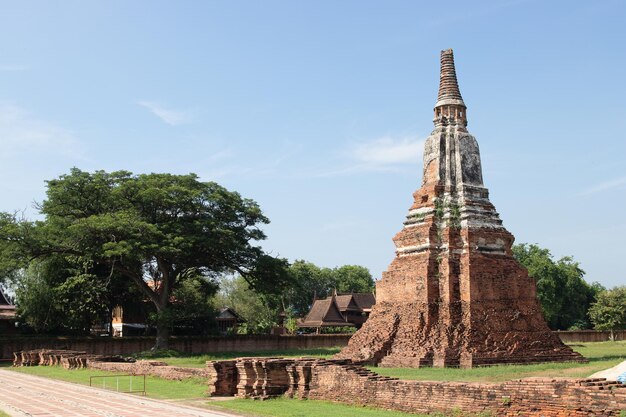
[208, 357, 626, 416]
[13, 349, 208, 381]
[13, 350, 626, 415]
[88, 360, 209, 380]
[2, 332, 621, 361]
[0, 334, 351, 361]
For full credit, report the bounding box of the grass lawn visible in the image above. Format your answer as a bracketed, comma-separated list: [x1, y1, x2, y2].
[136, 347, 342, 368]
[4, 364, 207, 400]
[134, 342, 626, 383]
[0, 410, 10, 417]
[2, 342, 624, 417]
[369, 341, 626, 382]
[2, 341, 624, 416]
[206, 398, 443, 417]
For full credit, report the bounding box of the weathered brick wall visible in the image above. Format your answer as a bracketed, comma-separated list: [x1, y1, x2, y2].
[207, 357, 626, 416]
[0, 334, 351, 360]
[308, 362, 626, 416]
[13, 349, 209, 381]
[1, 331, 620, 361]
[556, 330, 626, 343]
[89, 360, 209, 381]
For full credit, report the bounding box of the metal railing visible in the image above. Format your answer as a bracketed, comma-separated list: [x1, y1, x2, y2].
[89, 374, 146, 396]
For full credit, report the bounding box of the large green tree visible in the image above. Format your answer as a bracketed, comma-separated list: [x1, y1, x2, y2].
[589, 286, 626, 340]
[513, 243, 601, 330]
[212, 276, 280, 334]
[14, 257, 109, 334]
[333, 265, 374, 293]
[0, 168, 288, 348]
[283, 261, 335, 316]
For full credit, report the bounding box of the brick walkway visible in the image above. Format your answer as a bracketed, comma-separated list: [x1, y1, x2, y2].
[0, 369, 239, 417]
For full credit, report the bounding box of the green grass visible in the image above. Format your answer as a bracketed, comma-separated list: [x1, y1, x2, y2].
[368, 341, 626, 382]
[3, 340, 624, 410]
[6, 365, 207, 400]
[0, 410, 10, 417]
[136, 347, 342, 368]
[207, 398, 440, 417]
[134, 342, 626, 383]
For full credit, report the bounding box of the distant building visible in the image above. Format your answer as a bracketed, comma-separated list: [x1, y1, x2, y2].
[0, 289, 17, 334]
[298, 292, 376, 331]
[216, 307, 244, 334]
[111, 301, 152, 337]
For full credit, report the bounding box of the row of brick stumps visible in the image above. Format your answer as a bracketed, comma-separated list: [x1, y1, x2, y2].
[13, 349, 129, 369]
[206, 357, 626, 416]
[208, 357, 322, 399]
[13, 349, 211, 381]
[11, 350, 626, 414]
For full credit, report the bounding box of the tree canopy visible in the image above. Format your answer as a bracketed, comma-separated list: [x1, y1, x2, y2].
[282, 260, 374, 317]
[213, 260, 375, 333]
[588, 286, 626, 340]
[0, 168, 288, 347]
[512, 243, 602, 330]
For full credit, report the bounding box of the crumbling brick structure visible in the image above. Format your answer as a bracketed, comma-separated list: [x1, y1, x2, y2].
[335, 49, 585, 368]
[207, 358, 626, 415]
[13, 349, 130, 369]
[12, 349, 208, 380]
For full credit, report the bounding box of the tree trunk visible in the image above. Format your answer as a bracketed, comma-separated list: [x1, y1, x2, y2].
[153, 321, 170, 350]
[108, 307, 114, 337]
[152, 298, 171, 351]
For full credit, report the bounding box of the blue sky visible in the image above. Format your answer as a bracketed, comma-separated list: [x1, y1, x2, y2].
[0, 0, 624, 288]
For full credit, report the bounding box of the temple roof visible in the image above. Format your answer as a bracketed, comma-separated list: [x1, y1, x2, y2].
[216, 307, 244, 322]
[350, 293, 376, 311]
[298, 296, 351, 328]
[0, 289, 16, 319]
[298, 292, 376, 328]
[335, 295, 361, 312]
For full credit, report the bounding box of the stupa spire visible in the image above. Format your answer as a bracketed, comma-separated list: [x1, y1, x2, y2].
[336, 49, 585, 369]
[434, 49, 467, 128]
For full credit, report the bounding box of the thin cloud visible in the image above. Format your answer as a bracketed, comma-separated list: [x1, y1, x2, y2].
[306, 135, 424, 178]
[0, 64, 29, 72]
[579, 176, 626, 195]
[349, 136, 424, 165]
[138, 101, 192, 126]
[0, 103, 83, 159]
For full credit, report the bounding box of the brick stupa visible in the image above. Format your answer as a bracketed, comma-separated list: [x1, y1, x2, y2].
[336, 49, 585, 368]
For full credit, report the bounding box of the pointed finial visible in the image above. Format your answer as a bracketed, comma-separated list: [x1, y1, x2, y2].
[434, 49, 467, 127]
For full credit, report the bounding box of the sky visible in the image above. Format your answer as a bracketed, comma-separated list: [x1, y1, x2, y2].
[0, 0, 625, 288]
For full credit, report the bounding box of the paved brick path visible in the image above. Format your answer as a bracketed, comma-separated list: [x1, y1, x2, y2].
[0, 369, 239, 417]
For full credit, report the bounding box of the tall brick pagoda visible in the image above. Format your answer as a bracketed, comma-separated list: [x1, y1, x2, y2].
[336, 49, 585, 368]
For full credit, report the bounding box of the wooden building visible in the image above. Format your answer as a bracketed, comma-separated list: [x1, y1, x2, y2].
[0, 289, 17, 334]
[298, 292, 376, 331]
[216, 307, 244, 334]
